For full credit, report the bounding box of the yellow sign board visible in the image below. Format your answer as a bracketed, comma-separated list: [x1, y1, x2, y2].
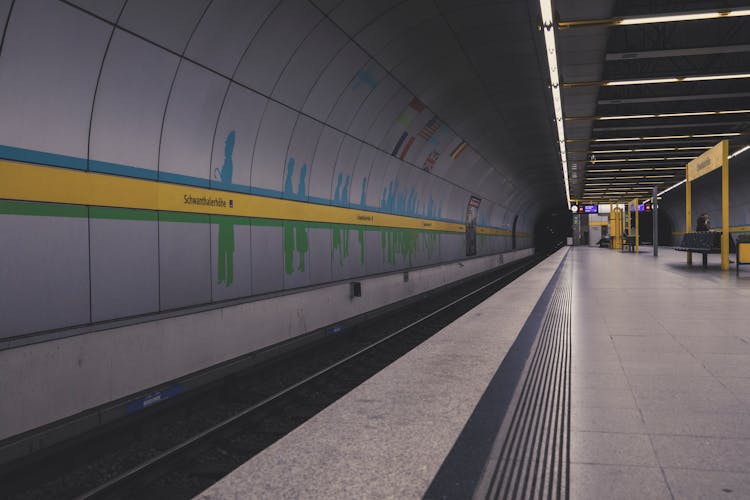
[739, 244, 750, 265]
[687, 141, 727, 181]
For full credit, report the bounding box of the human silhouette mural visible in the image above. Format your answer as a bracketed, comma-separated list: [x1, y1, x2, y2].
[215, 131, 236, 287]
[283, 158, 309, 274]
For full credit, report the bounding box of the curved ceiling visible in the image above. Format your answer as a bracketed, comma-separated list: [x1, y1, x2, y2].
[556, 0, 750, 202]
[0, 0, 566, 219]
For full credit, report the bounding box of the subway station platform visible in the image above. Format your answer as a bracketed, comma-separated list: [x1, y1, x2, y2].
[197, 247, 750, 500]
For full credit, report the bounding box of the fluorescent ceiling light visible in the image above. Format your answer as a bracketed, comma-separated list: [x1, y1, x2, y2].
[730, 145, 750, 159]
[682, 73, 750, 82]
[579, 132, 741, 143]
[566, 73, 750, 87]
[558, 8, 750, 29]
[652, 142, 749, 198]
[604, 78, 678, 86]
[568, 109, 750, 121]
[658, 179, 687, 196]
[539, 0, 569, 206]
[693, 133, 742, 138]
[591, 137, 642, 142]
[587, 147, 709, 153]
[617, 9, 750, 25]
[589, 156, 695, 163]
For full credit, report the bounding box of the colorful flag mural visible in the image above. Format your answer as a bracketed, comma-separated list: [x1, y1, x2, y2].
[450, 140, 468, 160]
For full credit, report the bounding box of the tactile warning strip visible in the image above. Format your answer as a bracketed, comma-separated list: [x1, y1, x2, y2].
[478, 263, 572, 500]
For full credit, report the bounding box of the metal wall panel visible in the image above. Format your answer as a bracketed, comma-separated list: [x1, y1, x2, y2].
[302, 42, 368, 121]
[158, 218, 211, 310]
[119, 0, 210, 53]
[250, 224, 283, 295]
[0, 207, 90, 337]
[284, 115, 324, 201]
[0, 0, 109, 161]
[272, 20, 348, 109]
[250, 101, 297, 194]
[347, 73, 399, 139]
[281, 217, 312, 290]
[90, 30, 179, 173]
[160, 62, 226, 184]
[308, 126, 344, 202]
[67, 0, 126, 21]
[310, 0, 340, 14]
[210, 84, 267, 191]
[363, 229, 384, 275]
[331, 224, 366, 280]
[307, 226, 333, 285]
[363, 152, 391, 210]
[325, 54, 376, 130]
[329, 0, 404, 35]
[234, 0, 321, 95]
[185, 0, 278, 76]
[349, 143, 377, 209]
[211, 217, 252, 302]
[368, 89, 411, 148]
[441, 232, 465, 261]
[331, 136, 361, 206]
[0, 0, 13, 42]
[353, 0, 436, 55]
[90, 214, 159, 322]
[0, 0, 532, 343]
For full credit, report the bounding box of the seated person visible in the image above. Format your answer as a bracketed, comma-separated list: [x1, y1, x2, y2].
[696, 213, 711, 232]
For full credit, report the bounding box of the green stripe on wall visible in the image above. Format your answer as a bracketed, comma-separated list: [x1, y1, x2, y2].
[90, 206, 158, 221]
[159, 211, 211, 224]
[0, 200, 501, 238]
[0, 200, 88, 218]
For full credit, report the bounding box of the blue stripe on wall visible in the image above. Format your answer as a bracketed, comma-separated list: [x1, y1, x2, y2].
[1, 143, 467, 225]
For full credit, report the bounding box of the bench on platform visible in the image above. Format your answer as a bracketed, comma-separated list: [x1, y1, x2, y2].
[675, 231, 736, 268]
[621, 235, 636, 252]
[737, 235, 750, 276]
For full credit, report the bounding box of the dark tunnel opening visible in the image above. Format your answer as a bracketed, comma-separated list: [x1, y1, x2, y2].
[534, 208, 571, 253]
[630, 210, 674, 246]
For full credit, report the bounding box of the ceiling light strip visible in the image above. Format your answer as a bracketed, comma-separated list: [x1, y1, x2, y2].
[589, 157, 696, 163]
[558, 8, 750, 29]
[566, 109, 750, 121]
[540, 0, 569, 205]
[566, 132, 743, 143]
[564, 73, 750, 87]
[656, 144, 750, 197]
[606, 45, 750, 61]
[578, 147, 710, 153]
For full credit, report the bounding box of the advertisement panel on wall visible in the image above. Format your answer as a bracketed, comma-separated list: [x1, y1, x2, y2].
[465, 196, 481, 256]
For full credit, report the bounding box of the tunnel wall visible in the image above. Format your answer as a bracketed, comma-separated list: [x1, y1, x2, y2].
[659, 151, 750, 245]
[0, 0, 534, 341]
[0, 247, 532, 442]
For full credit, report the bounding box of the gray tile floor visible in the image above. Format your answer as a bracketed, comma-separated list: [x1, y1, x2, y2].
[570, 246, 750, 499]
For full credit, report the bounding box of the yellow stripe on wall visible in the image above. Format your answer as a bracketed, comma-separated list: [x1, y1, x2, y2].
[477, 226, 513, 236]
[0, 160, 521, 235]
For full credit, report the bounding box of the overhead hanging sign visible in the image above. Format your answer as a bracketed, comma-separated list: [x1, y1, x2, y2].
[687, 141, 727, 182]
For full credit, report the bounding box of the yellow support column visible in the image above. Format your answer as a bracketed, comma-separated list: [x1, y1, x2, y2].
[635, 198, 640, 253]
[721, 140, 729, 270]
[685, 172, 693, 266]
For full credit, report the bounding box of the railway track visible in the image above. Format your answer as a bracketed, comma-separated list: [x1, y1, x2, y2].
[2, 251, 550, 500]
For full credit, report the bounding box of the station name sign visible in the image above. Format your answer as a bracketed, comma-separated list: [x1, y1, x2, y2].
[687, 141, 727, 182]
